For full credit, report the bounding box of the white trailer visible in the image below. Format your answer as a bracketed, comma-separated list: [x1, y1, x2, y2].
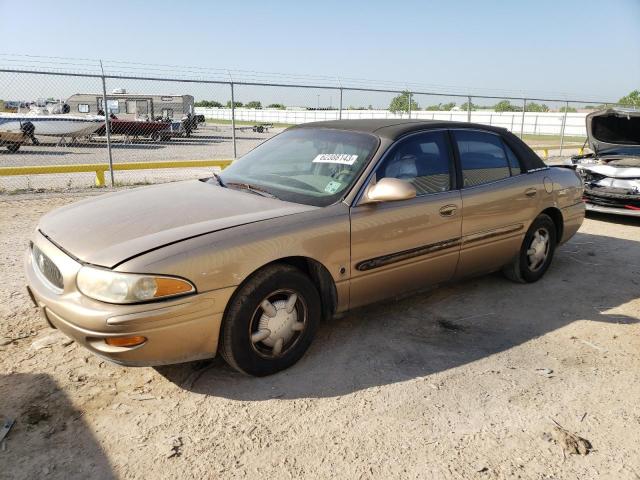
[66, 90, 195, 120]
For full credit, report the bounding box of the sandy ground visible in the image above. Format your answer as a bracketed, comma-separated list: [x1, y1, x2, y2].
[1, 191, 639, 480]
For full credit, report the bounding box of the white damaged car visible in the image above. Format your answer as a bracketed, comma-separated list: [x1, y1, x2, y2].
[566, 108, 640, 216]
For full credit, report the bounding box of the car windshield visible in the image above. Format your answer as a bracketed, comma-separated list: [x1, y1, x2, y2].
[219, 128, 380, 207]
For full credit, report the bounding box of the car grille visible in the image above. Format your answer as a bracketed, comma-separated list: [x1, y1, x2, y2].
[32, 244, 64, 290]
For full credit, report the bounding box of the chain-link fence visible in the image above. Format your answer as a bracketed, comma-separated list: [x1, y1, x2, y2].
[0, 64, 628, 191]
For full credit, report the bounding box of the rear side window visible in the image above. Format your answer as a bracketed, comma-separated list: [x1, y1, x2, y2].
[504, 142, 522, 175]
[452, 130, 511, 187]
[377, 131, 453, 195]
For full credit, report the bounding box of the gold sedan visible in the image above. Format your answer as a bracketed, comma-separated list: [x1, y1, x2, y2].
[25, 120, 585, 376]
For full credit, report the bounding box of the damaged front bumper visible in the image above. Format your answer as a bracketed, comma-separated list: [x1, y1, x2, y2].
[568, 156, 640, 217]
[582, 188, 640, 216]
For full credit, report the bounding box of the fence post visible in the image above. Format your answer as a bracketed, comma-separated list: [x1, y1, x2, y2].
[230, 82, 237, 159]
[559, 100, 569, 156]
[467, 96, 471, 122]
[520, 98, 527, 138]
[339, 88, 343, 120]
[99, 61, 114, 187]
[408, 92, 412, 119]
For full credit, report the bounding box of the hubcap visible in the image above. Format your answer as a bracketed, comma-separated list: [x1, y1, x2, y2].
[249, 290, 306, 358]
[526, 228, 550, 272]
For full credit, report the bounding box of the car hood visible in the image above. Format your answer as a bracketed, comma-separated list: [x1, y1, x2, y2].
[39, 180, 317, 268]
[586, 108, 640, 155]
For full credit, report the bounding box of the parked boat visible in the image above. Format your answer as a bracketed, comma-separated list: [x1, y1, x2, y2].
[0, 104, 104, 139]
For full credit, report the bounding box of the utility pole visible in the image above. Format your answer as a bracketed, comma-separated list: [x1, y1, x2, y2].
[99, 60, 114, 187]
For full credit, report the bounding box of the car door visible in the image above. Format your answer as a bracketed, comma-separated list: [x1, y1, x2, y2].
[451, 129, 543, 278]
[349, 130, 462, 309]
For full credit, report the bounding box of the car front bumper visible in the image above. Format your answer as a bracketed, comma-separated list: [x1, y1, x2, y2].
[25, 231, 236, 366]
[584, 202, 640, 217]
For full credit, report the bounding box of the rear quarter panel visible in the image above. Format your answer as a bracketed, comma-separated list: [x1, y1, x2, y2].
[548, 166, 585, 244]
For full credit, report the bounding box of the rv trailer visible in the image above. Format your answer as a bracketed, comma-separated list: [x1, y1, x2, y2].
[66, 91, 195, 121]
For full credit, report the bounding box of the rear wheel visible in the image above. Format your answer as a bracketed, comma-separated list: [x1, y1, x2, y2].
[503, 213, 557, 283]
[220, 264, 321, 376]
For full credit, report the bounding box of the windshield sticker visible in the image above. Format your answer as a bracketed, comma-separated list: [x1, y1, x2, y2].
[312, 154, 358, 165]
[324, 180, 342, 194]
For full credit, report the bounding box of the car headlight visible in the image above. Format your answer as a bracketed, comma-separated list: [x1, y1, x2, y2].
[76, 266, 195, 304]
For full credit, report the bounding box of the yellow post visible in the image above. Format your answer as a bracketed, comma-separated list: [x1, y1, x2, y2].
[542, 149, 548, 159]
[578, 147, 584, 155]
[95, 169, 105, 187]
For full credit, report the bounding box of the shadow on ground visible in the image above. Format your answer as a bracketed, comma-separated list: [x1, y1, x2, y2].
[586, 210, 640, 227]
[0, 373, 115, 480]
[157, 230, 639, 400]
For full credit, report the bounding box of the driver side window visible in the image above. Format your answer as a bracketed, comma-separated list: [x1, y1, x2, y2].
[376, 131, 453, 195]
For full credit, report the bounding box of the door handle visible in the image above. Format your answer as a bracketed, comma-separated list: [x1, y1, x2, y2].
[439, 205, 458, 217]
[524, 188, 538, 197]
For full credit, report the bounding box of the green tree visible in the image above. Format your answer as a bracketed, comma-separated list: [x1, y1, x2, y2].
[245, 101, 262, 109]
[618, 90, 640, 107]
[425, 102, 456, 111]
[389, 91, 418, 114]
[494, 100, 522, 112]
[525, 102, 549, 112]
[226, 100, 244, 108]
[460, 101, 478, 111]
[559, 106, 577, 113]
[195, 100, 222, 108]
[266, 103, 286, 110]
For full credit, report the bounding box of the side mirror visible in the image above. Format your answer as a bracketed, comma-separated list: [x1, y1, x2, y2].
[361, 177, 416, 204]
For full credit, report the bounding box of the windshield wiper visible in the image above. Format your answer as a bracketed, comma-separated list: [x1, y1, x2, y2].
[213, 172, 226, 187]
[226, 182, 277, 199]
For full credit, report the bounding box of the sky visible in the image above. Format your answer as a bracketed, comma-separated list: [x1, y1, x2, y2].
[1, 0, 639, 104]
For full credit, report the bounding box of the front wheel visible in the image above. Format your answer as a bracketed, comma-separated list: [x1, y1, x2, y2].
[220, 264, 321, 376]
[503, 213, 557, 283]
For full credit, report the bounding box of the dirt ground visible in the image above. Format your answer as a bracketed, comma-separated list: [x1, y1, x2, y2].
[1, 191, 639, 480]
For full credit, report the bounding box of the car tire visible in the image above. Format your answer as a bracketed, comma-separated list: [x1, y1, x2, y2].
[220, 264, 321, 376]
[503, 213, 557, 284]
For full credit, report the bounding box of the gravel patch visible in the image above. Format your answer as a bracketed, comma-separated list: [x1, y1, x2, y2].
[1, 191, 639, 479]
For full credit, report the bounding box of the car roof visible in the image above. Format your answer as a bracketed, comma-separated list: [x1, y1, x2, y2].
[293, 119, 508, 141]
